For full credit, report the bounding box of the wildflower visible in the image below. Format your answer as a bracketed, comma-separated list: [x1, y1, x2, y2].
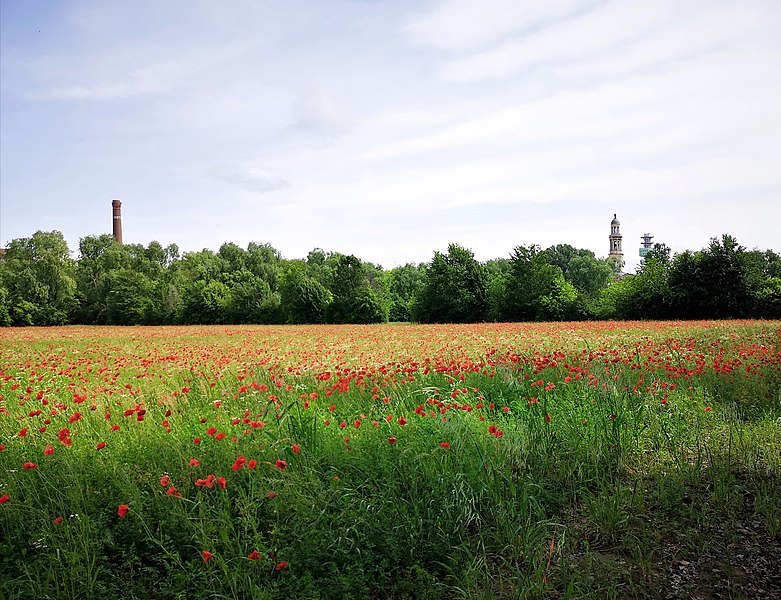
[23, 462, 38, 471]
[388, 436, 397, 445]
[248, 459, 257, 469]
[189, 458, 200, 467]
[201, 550, 214, 563]
[266, 490, 278, 499]
[217, 477, 227, 489]
[440, 442, 450, 449]
[275, 561, 288, 571]
[275, 459, 287, 470]
[96, 441, 106, 450]
[248, 549, 261, 560]
[160, 475, 171, 487]
[0, 493, 9, 504]
[397, 416, 408, 426]
[117, 504, 129, 517]
[544, 414, 552, 423]
[44, 445, 55, 456]
[54, 516, 64, 525]
[704, 406, 712, 412]
[193, 437, 202, 444]
[292, 443, 300, 455]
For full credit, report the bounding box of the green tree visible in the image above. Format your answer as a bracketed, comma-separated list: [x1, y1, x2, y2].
[0, 231, 77, 325]
[279, 261, 332, 324]
[326, 254, 387, 324]
[414, 244, 488, 323]
[500, 245, 563, 322]
[225, 271, 281, 324]
[106, 269, 156, 325]
[386, 263, 426, 322]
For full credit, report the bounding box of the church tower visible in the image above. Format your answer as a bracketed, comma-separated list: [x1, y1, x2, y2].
[608, 214, 623, 267]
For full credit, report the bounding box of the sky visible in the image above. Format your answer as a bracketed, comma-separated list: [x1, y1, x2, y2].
[1, 0, 780, 273]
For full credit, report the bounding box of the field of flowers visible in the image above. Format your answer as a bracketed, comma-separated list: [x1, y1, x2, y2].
[1, 321, 780, 599]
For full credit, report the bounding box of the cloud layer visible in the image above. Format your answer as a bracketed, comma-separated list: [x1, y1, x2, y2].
[1, 0, 779, 270]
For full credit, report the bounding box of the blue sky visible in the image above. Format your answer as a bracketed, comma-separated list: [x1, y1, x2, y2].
[2, 0, 779, 271]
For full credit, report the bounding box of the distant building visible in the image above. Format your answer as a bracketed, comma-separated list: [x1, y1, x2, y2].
[608, 214, 624, 268]
[639, 233, 654, 258]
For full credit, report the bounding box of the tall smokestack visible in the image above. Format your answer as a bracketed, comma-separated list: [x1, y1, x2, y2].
[112, 199, 123, 245]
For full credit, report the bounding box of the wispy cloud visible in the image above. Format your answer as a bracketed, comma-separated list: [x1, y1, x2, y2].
[208, 164, 291, 194]
[406, 0, 593, 52]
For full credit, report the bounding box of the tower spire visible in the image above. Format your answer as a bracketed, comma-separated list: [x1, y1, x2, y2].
[608, 213, 623, 268]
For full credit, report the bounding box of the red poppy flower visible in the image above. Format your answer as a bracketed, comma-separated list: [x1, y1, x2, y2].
[96, 441, 106, 450]
[248, 549, 261, 560]
[275, 459, 287, 470]
[440, 442, 450, 449]
[248, 459, 257, 469]
[388, 436, 397, 445]
[217, 477, 226, 489]
[397, 416, 407, 426]
[23, 462, 38, 471]
[189, 458, 200, 467]
[43, 445, 55, 456]
[201, 550, 214, 563]
[544, 414, 552, 423]
[275, 561, 288, 571]
[117, 504, 129, 517]
[266, 490, 278, 499]
[292, 443, 300, 455]
[0, 493, 9, 504]
[54, 516, 64, 524]
[160, 475, 171, 487]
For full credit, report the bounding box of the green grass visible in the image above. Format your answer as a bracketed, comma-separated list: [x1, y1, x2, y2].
[1, 321, 780, 599]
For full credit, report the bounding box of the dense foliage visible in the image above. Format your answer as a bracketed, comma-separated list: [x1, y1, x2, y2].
[0, 231, 779, 326]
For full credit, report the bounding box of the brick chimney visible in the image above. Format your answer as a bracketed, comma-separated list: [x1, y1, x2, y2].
[112, 199, 123, 245]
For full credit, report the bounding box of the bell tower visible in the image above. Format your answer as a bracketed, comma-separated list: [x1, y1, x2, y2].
[608, 213, 623, 267]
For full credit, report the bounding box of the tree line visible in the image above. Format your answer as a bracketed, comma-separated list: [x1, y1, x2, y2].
[0, 231, 778, 327]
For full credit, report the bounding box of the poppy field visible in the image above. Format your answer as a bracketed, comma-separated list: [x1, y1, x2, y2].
[1, 321, 780, 599]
